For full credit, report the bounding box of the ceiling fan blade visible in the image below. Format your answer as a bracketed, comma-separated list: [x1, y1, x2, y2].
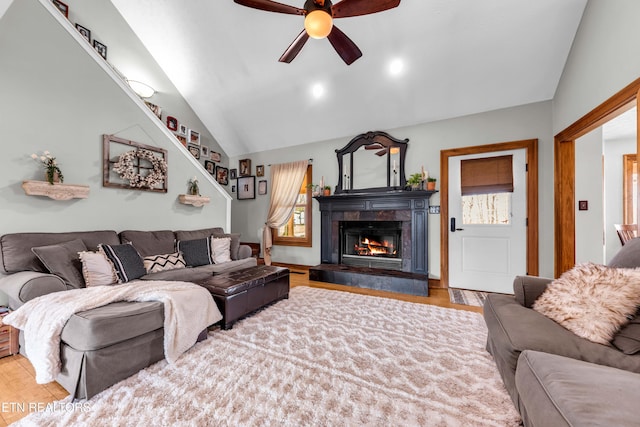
[332, 0, 400, 18]
[234, 0, 305, 15]
[364, 144, 384, 150]
[326, 25, 362, 65]
[279, 30, 310, 63]
[375, 149, 387, 156]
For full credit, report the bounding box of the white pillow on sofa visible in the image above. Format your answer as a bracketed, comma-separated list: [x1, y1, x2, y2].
[78, 251, 118, 287]
[211, 237, 232, 264]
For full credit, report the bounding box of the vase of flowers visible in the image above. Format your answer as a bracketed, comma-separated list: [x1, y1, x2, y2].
[188, 177, 200, 196]
[31, 151, 64, 185]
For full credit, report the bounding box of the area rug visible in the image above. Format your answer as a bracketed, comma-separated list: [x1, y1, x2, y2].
[16, 286, 519, 426]
[448, 288, 488, 307]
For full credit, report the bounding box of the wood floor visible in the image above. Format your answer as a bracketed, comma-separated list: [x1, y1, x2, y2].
[0, 269, 481, 426]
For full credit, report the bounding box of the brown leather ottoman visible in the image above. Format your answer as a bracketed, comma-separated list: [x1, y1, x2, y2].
[198, 266, 290, 329]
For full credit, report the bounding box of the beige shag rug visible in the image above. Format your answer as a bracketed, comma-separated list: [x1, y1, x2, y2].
[16, 286, 520, 427]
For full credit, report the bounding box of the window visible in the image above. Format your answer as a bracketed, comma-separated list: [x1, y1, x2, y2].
[273, 165, 312, 247]
[462, 193, 511, 225]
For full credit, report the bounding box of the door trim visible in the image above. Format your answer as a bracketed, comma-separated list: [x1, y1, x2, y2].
[554, 77, 640, 277]
[440, 139, 539, 287]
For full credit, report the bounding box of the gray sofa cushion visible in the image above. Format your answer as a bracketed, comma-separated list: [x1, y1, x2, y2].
[174, 227, 224, 242]
[140, 257, 257, 282]
[613, 311, 640, 354]
[484, 293, 640, 408]
[31, 239, 87, 289]
[0, 230, 120, 273]
[119, 230, 176, 257]
[608, 237, 640, 268]
[516, 350, 640, 427]
[61, 301, 164, 351]
[0, 271, 66, 308]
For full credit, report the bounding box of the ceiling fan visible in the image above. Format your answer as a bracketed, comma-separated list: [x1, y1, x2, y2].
[233, 0, 401, 65]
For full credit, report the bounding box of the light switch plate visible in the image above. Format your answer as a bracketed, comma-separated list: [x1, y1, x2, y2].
[578, 200, 588, 211]
[429, 206, 440, 214]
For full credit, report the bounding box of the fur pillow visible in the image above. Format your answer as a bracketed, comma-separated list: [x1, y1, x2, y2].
[533, 263, 640, 345]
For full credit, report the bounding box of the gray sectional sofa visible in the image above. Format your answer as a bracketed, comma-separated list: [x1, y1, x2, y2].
[484, 239, 640, 426]
[0, 227, 256, 399]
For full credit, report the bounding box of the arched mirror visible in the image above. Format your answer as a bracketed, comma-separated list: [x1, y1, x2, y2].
[335, 131, 408, 194]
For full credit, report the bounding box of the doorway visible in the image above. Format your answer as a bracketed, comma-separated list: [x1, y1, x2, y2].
[554, 79, 640, 276]
[440, 139, 539, 289]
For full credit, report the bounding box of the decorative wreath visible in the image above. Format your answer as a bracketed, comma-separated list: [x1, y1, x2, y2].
[113, 149, 168, 188]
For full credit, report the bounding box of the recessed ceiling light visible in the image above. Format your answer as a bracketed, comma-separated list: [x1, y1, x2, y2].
[389, 59, 404, 76]
[312, 83, 325, 99]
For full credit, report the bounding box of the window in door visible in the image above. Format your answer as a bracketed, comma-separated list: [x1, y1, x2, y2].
[273, 165, 312, 247]
[460, 155, 514, 225]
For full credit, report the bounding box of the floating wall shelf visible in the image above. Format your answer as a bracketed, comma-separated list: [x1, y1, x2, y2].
[22, 180, 90, 201]
[178, 194, 210, 207]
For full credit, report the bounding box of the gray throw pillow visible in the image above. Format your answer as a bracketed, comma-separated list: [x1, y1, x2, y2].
[99, 243, 146, 283]
[176, 238, 213, 267]
[612, 310, 640, 354]
[31, 239, 88, 289]
[608, 238, 640, 268]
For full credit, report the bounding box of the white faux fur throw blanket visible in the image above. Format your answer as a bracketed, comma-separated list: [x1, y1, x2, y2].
[3, 280, 222, 384]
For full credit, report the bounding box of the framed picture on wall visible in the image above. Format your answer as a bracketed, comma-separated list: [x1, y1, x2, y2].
[239, 159, 251, 177]
[237, 176, 255, 200]
[178, 124, 188, 136]
[189, 129, 200, 145]
[258, 180, 267, 195]
[204, 160, 215, 175]
[166, 116, 178, 131]
[52, 0, 69, 17]
[256, 165, 265, 177]
[201, 145, 209, 157]
[216, 166, 229, 186]
[210, 151, 221, 162]
[230, 169, 237, 180]
[187, 143, 200, 159]
[93, 39, 107, 60]
[75, 23, 90, 42]
[176, 134, 187, 147]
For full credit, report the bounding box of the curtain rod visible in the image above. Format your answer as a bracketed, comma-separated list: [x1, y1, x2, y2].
[268, 159, 313, 166]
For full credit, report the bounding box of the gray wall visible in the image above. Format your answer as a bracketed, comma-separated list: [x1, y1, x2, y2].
[574, 128, 604, 263]
[553, 0, 640, 134]
[230, 101, 554, 279]
[0, 2, 229, 235]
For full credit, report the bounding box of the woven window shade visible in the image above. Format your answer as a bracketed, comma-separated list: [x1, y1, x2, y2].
[461, 155, 513, 195]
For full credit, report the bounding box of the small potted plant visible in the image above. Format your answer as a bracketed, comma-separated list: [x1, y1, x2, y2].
[188, 177, 200, 196]
[31, 151, 64, 185]
[306, 183, 321, 197]
[407, 173, 423, 190]
[426, 177, 437, 191]
[323, 185, 331, 196]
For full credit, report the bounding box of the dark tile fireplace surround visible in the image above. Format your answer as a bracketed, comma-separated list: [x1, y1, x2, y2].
[309, 190, 435, 296]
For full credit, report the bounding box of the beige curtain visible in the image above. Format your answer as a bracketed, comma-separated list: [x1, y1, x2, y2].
[262, 160, 309, 265]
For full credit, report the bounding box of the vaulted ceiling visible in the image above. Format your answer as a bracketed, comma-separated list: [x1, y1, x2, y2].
[58, 1, 597, 156]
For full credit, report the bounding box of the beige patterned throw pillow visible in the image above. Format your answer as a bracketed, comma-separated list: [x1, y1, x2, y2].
[143, 252, 187, 273]
[533, 262, 640, 345]
[78, 251, 118, 287]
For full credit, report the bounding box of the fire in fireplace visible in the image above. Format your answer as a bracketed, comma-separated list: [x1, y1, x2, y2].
[340, 221, 402, 270]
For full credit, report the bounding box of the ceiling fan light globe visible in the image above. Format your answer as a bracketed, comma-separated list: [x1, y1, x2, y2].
[304, 10, 333, 39]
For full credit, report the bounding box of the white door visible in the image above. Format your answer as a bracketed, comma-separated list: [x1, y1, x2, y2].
[448, 149, 527, 294]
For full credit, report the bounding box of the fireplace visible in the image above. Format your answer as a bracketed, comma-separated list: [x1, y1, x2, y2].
[340, 221, 403, 270]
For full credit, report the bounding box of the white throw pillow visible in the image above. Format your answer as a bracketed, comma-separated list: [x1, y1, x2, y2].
[78, 250, 118, 287]
[211, 237, 232, 264]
